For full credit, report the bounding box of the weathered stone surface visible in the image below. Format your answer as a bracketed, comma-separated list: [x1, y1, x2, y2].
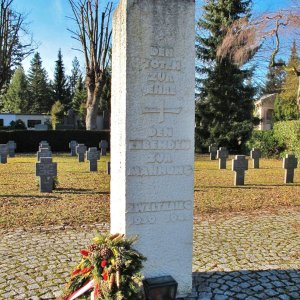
[283, 154, 298, 183]
[76, 144, 87, 162]
[217, 147, 228, 169]
[7, 140, 17, 157]
[0, 144, 8, 164]
[250, 148, 261, 169]
[111, 0, 195, 296]
[69, 140, 78, 156]
[99, 140, 108, 156]
[37, 148, 52, 162]
[209, 144, 218, 160]
[36, 157, 57, 193]
[86, 147, 100, 172]
[232, 155, 248, 186]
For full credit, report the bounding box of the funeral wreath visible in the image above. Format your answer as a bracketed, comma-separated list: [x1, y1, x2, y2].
[60, 233, 146, 300]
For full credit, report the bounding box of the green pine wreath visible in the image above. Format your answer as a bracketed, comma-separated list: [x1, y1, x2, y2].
[60, 233, 146, 300]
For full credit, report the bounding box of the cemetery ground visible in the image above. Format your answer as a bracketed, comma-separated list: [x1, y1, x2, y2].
[0, 154, 300, 299]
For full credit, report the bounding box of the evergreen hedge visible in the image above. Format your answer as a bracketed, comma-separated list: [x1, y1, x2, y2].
[0, 130, 110, 153]
[273, 121, 300, 158]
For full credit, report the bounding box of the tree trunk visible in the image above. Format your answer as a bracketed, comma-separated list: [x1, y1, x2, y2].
[86, 94, 99, 130]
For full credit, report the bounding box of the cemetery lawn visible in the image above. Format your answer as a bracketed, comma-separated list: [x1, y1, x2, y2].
[0, 154, 299, 230]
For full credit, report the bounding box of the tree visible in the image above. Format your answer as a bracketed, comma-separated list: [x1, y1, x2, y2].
[71, 73, 86, 112]
[51, 100, 65, 129]
[274, 41, 300, 121]
[27, 52, 52, 113]
[261, 58, 285, 95]
[195, 0, 258, 151]
[52, 49, 71, 108]
[69, 56, 81, 97]
[68, 0, 113, 130]
[217, 4, 300, 111]
[1, 66, 29, 112]
[0, 0, 35, 93]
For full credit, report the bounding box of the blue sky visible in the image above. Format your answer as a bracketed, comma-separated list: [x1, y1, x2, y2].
[14, 0, 295, 79]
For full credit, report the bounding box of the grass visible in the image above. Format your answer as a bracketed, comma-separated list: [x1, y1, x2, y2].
[0, 153, 299, 230]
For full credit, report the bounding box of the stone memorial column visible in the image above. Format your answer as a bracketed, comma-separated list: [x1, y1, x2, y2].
[111, 0, 195, 297]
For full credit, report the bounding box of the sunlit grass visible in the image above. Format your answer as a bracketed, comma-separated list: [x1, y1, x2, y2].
[0, 154, 299, 229]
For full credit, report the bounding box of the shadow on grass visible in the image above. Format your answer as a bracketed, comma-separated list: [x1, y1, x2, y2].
[189, 269, 300, 298]
[0, 194, 59, 199]
[195, 183, 300, 190]
[55, 188, 110, 195]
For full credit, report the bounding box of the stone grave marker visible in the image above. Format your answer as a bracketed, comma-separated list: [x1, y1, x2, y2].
[0, 144, 8, 164]
[76, 144, 87, 162]
[36, 157, 57, 193]
[99, 140, 108, 156]
[107, 161, 111, 175]
[111, 0, 195, 297]
[283, 154, 298, 183]
[86, 147, 100, 171]
[232, 155, 248, 186]
[250, 148, 261, 169]
[217, 147, 228, 169]
[209, 143, 218, 160]
[7, 140, 17, 157]
[69, 140, 78, 156]
[37, 148, 52, 162]
[39, 141, 51, 151]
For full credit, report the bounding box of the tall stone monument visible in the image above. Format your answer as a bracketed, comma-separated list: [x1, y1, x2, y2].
[111, 0, 195, 297]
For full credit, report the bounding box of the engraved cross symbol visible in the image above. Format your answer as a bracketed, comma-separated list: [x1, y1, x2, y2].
[142, 100, 182, 123]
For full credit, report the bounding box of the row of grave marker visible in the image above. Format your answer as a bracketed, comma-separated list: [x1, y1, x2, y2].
[36, 141, 111, 192]
[209, 144, 298, 185]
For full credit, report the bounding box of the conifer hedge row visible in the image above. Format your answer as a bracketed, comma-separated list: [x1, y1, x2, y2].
[0, 130, 110, 153]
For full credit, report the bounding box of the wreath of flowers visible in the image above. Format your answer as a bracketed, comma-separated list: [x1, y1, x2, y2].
[60, 233, 146, 300]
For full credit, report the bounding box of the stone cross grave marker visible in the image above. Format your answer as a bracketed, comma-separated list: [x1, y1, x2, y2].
[37, 148, 52, 162]
[86, 147, 100, 171]
[107, 161, 111, 175]
[69, 140, 78, 156]
[76, 144, 87, 162]
[36, 157, 57, 193]
[209, 143, 218, 160]
[39, 141, 51, 151]
[0, 144, 8, 164]
[250, 148, 261, 169]
[217, 147, 228, 169]
[99, 140, 108, 156]
[7, 140, 17, 157]
[232, 155, 248, 186]
[283, 154, 298, 183]
[111, 0, 195, 297]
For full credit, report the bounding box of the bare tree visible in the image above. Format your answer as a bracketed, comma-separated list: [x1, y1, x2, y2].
[0, 0, 35, 93]
[216, 2, 300, 109]
[68, 0, 113, 130]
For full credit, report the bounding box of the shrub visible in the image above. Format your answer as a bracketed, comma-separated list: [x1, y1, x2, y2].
[273, 120, 300, 158]
[246, 130, 283, 158]
[0, 130, 110, 152]
[9, 119, 26, 129]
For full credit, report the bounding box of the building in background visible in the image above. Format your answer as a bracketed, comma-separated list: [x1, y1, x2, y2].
[255, 94, 277, 130]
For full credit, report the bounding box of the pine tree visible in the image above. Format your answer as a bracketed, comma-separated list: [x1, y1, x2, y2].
[274, 41, 299, 121]
[71, 74, 86, 112]
[195, 0, 258, 151]
[2, 66, 29, 113]
[69, 56, 81, 98]
[262, 59, 285, 95]
[52, 49, 70, 108]
[27, 52, 52, 113]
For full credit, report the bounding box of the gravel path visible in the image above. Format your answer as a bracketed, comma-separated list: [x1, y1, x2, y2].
[0, 208, 299, 299]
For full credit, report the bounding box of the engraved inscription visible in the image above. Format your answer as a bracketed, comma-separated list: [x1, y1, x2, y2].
[127, 200, 192, 213]
[148, 126, 173, 137]
[146, 152, 173, 164]
[129, 139, 191, 150]
[128, 165, 193, 176]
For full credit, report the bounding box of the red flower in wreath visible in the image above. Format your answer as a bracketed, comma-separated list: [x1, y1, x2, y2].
[102, 271, 108, 281]
[101, 259, 107, 268]
[71, 269, 81, 276]
[94, 282, 100, 298]
[80, 249, 89, 257]
[80, 266, 93, 274]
